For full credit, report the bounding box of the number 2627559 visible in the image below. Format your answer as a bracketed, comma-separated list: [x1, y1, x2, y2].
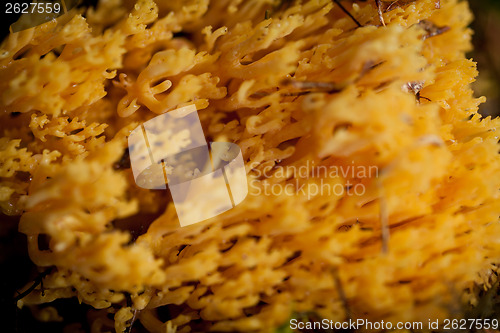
[5, 2, 61, 14]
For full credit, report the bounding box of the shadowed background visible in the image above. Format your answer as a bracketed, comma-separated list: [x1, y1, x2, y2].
[469, 0, 500, 118]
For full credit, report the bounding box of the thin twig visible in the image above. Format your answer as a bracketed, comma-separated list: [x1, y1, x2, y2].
[281, 79, 344, 94]
[126, 309, 139, 333]
[419, 20, 450, 40]
[416, 92, 431, 103]
[386, 0, 401, 12]
[333, 269, 351, 320]
[375, 0, 386, 26]
[333, 0, 362, 27]
[379, 184, 390, 254]
[13, 267, 53, 303]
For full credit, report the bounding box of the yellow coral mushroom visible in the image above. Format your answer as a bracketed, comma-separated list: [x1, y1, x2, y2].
[1, 0, 499, 332]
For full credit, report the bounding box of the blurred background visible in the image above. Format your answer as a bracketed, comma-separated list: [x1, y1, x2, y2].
[469, 0, 500, 118]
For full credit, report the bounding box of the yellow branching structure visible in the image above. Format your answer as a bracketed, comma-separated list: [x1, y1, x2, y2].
[1, 0, 499, 332]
